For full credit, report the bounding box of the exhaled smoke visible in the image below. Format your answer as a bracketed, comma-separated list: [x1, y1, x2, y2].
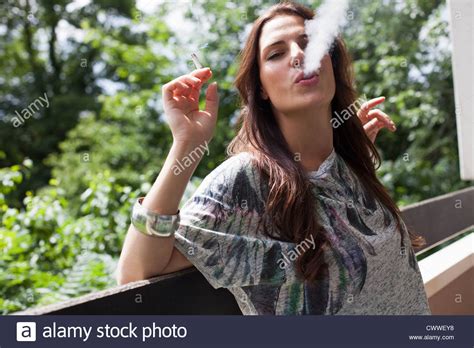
[303, 0, 349, 76]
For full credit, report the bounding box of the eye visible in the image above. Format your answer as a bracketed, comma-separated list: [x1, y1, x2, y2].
[267, 52, 282, 60]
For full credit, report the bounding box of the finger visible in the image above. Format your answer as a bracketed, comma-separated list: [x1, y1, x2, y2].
[178, 75, 202, 88]
[358, 96, 386, 121]
[162, 82, 174, 102]
[367, 109, 396, 131]
[205, 82, 219, 116]
[163, 75, 200, 101]
[365, 120, 381, 143]
[190, 67, 213, 83]
[364, 117, 380, 134]
[180, 76, 202, 100]
[175, 83, 194, 99]
[187, 84, 200, 101]
[163, 80, 191, 100]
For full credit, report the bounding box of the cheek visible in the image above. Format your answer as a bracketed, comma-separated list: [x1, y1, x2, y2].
[261, 65, 286, 95]
[322, 57, 336, 89]
[322, 56, 333, 75]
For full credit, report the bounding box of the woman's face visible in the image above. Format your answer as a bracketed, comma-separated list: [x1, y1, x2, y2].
[258, 15, 336, 116]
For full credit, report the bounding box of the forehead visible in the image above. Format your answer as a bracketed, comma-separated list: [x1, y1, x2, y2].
[259, 15, 305, 52]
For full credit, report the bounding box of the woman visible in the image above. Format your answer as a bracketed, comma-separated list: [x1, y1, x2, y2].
[117, 1, 431, 315]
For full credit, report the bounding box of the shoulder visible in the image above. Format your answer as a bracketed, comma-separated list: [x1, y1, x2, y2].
[196, 152, 266, 212]
[201, 152, 256, 188]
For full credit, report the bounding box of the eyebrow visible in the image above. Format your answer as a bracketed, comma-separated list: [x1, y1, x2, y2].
[261, 33, 308, 56]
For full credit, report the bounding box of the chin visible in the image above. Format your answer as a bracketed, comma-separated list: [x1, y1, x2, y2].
[273, 95, 330, 115]
[296, 95, 329, 110]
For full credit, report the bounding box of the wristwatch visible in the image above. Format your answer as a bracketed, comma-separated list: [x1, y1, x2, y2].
[131, 197, 180, 237]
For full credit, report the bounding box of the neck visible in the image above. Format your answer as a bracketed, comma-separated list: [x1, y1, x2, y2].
[274, 103, 334, 172]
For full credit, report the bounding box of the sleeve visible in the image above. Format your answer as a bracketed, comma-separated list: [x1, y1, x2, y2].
[173, 155, 290, 289]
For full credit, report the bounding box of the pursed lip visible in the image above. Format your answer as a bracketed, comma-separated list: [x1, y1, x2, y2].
[294, 71, 318, 84]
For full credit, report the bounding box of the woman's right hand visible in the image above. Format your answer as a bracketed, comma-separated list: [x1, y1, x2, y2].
[162, 68, 219, 146]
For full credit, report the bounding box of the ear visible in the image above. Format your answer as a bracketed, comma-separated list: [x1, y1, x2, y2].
[260, 87, 268, 100]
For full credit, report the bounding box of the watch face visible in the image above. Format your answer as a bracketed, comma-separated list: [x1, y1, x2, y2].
[148, 215, 177, 237]
[132, 198, 179, 237]
[131, 201, 148, 234]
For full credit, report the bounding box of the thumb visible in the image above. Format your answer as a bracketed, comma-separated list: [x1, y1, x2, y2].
[205, 82, 219, 117]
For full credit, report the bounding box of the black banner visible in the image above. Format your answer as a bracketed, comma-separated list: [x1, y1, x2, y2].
[1, 315, 472, 347]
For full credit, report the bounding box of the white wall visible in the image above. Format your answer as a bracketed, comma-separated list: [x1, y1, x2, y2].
[448, 0, 474, 180]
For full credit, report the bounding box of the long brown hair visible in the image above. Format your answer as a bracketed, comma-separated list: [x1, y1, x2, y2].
[227, 1, 424, 282]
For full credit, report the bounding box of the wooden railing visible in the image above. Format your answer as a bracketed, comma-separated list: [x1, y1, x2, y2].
[403, 187, 473, 252]
[15, 187, 474, 315]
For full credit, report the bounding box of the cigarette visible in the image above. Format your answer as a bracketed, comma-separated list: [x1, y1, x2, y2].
[191, 53, 204, 69]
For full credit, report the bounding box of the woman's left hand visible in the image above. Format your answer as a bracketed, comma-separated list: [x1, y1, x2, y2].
[358, 96, 397, 143]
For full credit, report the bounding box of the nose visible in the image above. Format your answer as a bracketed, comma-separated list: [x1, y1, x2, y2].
[289, 41, 305, 69]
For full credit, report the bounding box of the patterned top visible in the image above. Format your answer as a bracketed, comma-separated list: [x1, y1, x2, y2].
[174, 149, 431, 315]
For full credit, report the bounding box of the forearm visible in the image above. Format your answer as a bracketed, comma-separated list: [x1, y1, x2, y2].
[116, 141, 205, 284]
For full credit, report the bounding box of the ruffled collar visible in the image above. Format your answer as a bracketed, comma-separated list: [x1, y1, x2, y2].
[306, 148, 337, 180]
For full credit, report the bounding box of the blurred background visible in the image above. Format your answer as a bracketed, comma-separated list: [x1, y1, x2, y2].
[0, 0, 472, 314]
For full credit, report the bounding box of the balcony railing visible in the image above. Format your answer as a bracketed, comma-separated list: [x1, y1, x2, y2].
[15, 187, 474, 315]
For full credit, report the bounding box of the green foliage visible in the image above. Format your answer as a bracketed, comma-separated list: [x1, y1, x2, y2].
[0, 155, 199, 313]
[345, 0, 469, 204]
[0, 161, 139, 313]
